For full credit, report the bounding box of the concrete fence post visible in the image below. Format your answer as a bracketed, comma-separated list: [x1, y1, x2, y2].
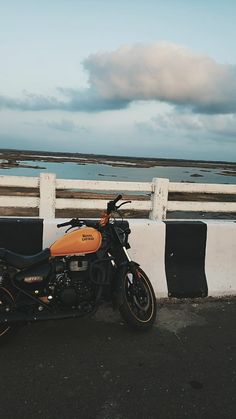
[150, 177, 169, 220]
[39, 173, 56, 219]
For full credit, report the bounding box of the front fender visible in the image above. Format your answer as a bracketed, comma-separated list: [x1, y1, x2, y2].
[112, 261, 140, 308]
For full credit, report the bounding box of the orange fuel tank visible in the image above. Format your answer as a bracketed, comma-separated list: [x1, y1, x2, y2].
[50, 227, 102, 257]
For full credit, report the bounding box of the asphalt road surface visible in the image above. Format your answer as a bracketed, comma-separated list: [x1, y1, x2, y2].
[0, 300, 235, 419]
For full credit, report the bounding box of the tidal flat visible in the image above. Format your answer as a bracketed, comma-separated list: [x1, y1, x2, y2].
[0, 149, 236, 184]
[1, 148, 236, 171]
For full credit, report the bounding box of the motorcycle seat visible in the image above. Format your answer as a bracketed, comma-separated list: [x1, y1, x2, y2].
[0, 248, 50, 269]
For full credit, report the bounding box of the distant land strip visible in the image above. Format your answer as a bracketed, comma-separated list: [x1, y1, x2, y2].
[0, 148, 236, 172]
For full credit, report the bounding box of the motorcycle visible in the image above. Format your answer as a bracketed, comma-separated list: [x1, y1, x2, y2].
[0, 195, 157, 339]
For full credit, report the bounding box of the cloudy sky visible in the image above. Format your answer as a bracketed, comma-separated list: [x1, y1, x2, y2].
[0, 0, 236, 161]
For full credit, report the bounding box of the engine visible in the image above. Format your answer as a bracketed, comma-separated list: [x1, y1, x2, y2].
[50, 256, 94, 307]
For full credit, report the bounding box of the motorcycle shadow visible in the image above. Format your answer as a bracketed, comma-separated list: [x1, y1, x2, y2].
[5, 307, 126, 345]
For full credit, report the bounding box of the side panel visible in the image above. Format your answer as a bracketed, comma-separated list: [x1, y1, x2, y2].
[13, 263, 51, 294]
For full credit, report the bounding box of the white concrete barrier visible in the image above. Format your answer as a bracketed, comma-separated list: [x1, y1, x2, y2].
[43, 218, 236, 299]
[204, 221, 236, 297]
[1, 217, 235, 299]
[128, 220, 168, 298]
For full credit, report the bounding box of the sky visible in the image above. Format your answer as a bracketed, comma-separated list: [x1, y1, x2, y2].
[0, 0, 236, 161]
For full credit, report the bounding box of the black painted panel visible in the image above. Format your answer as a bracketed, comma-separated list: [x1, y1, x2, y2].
[0, 218, 43, 255]
[165, 221, 208, 298]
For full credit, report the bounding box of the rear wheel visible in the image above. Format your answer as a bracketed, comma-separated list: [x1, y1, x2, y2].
[0, 287, 16, 339]
[119, 267, 157, 331]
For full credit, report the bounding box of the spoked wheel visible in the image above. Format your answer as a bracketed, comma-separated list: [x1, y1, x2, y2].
[0, 287, 16, 339]
[119, 267, 157, 331]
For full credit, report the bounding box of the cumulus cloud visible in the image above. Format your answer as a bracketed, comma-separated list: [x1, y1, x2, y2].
[1, 42, 236, 113]
[83, 43, 236, 114]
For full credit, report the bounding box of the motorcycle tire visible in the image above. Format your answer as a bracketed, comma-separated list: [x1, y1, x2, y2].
[0, 287, 17, 341]
[119, 267, 157, 331]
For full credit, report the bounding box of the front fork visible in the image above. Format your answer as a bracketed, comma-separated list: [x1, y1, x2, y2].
[112, 246, 140, 308]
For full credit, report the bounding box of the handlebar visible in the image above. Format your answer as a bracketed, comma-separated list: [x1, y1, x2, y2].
[113, 194, 123, 205]
[57, 219, 99, 229]
[107, 194, 131, 214]
[107, 194, 123, 214]
[57, 221, 71, 228]
[57, 194, 131, 229]
[57, 218, 78, 228]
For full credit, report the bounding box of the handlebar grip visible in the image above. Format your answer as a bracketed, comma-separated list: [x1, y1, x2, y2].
[57, 221, 71, 228]
[113, 194, 122, 204]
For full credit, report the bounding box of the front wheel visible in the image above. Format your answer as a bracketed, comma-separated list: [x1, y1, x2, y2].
[119, 267, 157, 331]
